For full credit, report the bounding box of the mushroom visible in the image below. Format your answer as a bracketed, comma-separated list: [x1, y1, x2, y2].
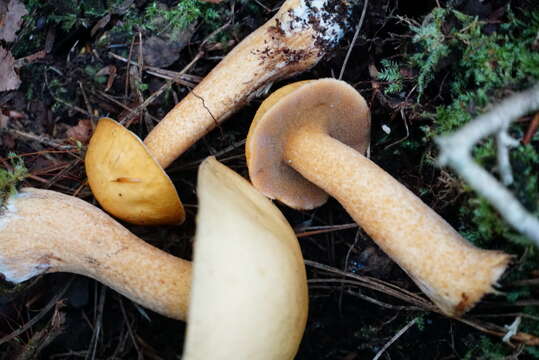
[85, 0, 351, 225]
[245, 78, 511, 316]
[85, 117, 185, 225]
[0, 158, 308, 359]
[0, 186, 191, 319]
[183, 156, 308, 359]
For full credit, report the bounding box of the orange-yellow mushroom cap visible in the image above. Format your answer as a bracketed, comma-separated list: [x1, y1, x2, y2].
[246, 79, 371, 209]
[85, 117, 184, 225]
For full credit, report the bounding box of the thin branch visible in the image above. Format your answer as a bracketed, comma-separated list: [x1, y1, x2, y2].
[436, 84, 539, 246]
[496, 128, 519, 185]
[305, 260, 539, 345]
[0, 276, 74, 345]
[372, 318, 416, 360]
[338, 0, 369, 80]
[3, 129, 76, 150]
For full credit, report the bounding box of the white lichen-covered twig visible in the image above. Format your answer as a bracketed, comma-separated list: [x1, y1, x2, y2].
[436, 84, 539, 246]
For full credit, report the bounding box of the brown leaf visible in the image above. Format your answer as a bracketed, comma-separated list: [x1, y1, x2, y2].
[0, 47, 21, 91]
[0, 0, 28, 42]
[66, 119, 93, 144]
[142, 23, 195, 68]
[0, 113, 9, 128]
[96, 65, 117, 92]
[90, 13, 111, 37]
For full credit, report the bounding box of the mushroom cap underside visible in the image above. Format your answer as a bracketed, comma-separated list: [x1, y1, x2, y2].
[246, 78, 371, 210]
[85, 117, 184, 225]
[183, 157, 308, 360]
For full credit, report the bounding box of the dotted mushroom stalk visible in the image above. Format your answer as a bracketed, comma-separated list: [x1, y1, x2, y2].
[86, 0, 352, 225]
[0, 188, 192, 320]
[246, 79, 511, 317]
[0, 159, 309, 359]
[144, 0, 352, 168]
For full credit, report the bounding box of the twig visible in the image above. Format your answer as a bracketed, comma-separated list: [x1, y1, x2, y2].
[119, 297, 143, 360]
[3, 129, 76, 150]
[86, 285, 107, 360]
[295, 223, 358, 237]
[372, 318, 416, 360]
[496, 127, 519, 185]
[78, 81, 95, 122]
[0, 276, 74, 345]
[436, 84, 539, 246]
[308, 278, 423, 311]
[523, 113, 539, 144]
[119, 51, 204, 127]
[93, 89, 159, 123]
[15, 307, 66, 360]
[305, 260, 539, 345]
[168, 139, 246, 173]
[44, 68, 92, 118]
[109, 52, 199, 88]
[305, 260, 437, 311]
[117, 19, 231, 128]
[456, 317, 539, 346]
[338, 0, 369, 80]
[503, 316, 522, 343]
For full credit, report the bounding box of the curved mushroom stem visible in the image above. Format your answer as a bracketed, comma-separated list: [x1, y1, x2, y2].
[0, 188, 191, 320]
[144, 0, 350, 168]
[283, 123, 510, 316]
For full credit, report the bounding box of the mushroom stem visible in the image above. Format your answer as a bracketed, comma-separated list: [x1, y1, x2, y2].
[283, 123, 510, 316]
[144, 0, 350, 168]
[0, 188, 191, 320]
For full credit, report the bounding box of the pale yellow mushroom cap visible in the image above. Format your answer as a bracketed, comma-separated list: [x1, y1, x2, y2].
[85, 117, 184, 225]
[183, 157, 308, 360]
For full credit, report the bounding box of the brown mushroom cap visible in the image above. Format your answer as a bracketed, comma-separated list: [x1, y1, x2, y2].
[246, 78, 371, 209]
[85, 117, 184, 225]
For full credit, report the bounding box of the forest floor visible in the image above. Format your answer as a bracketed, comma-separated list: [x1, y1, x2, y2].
[0, 0, 539, 359]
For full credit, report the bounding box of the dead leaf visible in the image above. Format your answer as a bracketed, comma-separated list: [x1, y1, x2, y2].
[90, 13, 111, 37]
[143, 34, 192, 68]
[0, 113, 9, 128]
[523, 113, 539, 145]
[0, 47, 21, 91]
[96, 65, 117, 91]
[142, 11, 195, 68]
[66, 119, 93, 144]
[14, 49, 46, 68]
[0, 0, 28, 42]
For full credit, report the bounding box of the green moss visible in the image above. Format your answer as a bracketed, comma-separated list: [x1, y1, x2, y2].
[378, 8, 539, 354]
[377, 59, 405, 95]
[380, 5, 539, 247]
[114, 0, 223, 37]
[0, 154, 27, 207]
[462, 336, 510, 359]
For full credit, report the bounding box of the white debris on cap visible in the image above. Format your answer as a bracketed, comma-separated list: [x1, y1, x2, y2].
[282, 0, 350, 47]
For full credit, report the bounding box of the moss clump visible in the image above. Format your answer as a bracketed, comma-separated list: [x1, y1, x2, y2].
[0, 154, 27, 208]
[379, 5, 539, 247]
[379, 6, 539, 356]
[113, 0, 222, 36]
